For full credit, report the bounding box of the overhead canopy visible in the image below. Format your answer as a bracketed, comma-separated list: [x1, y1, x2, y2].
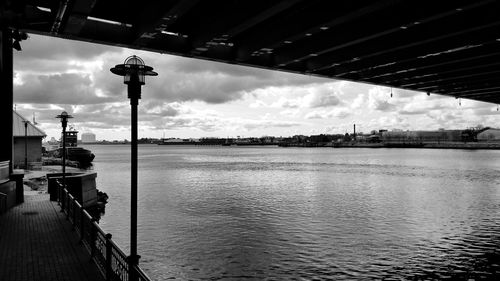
[3, 0, 500, 104]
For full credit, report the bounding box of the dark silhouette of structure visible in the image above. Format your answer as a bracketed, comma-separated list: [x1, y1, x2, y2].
[111, 55, 157, 281]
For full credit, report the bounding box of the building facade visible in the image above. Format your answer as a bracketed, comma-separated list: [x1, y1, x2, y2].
[81, 132, 96, 143]
[13, 111, 46, 169]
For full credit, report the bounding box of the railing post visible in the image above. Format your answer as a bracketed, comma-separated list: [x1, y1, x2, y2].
[128, 254, 140, 281]
[71, 198, 77, 224]
[105, 233, 113, 281]
[90, 218, 97, 259]
[59, 186, 65, 212]
[66, 195, 70, 220]
[61, 189, 66, 212]
[72, 200, 77, 229]
[80, 208, 85, 244]
[57, 182, 61, 205]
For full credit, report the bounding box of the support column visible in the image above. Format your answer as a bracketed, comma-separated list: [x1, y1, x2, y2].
[0, 27, 13, 174]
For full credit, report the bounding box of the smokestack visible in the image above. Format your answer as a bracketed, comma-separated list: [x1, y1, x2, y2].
[353, 124, 356, 140]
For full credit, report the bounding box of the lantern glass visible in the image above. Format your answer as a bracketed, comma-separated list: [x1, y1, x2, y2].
[123, 56, 146, 84]
[110, 55, 157, 86]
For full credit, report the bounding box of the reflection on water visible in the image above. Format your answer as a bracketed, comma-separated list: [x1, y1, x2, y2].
[85, 145, 500, 280]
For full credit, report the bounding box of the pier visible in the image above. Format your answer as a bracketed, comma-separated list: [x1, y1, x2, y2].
[0, 183, 152, 281]
[0, 193, 104, 281]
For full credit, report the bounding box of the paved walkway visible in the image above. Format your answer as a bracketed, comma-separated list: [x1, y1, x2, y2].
[0, 193, 105, 281]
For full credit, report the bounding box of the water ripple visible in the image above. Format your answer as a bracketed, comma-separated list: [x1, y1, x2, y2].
[88, 145, 500, 280]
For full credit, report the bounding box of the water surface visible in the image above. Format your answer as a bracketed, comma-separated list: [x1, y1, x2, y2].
[84, 145, 500, 280]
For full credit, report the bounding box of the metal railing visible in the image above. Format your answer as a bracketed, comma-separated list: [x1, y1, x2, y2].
[0, 192, 6, 214]
[56, 181, 152, 281]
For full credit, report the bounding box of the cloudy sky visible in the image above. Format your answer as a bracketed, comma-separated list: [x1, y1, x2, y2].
[13, 34, 499, 141]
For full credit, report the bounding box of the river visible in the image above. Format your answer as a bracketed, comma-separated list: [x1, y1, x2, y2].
[83, 144, 500, 280]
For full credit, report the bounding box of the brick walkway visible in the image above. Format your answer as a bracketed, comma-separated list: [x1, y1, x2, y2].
[0, 194, 105, 281]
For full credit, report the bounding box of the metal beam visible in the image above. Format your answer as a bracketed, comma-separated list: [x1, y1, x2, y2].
[236, 0, 403, 61]
[50, 0, 70, 34]
[421, 80, 500, 93]
[131, 0, 200, 45]
[189, 0, 301, 53]
[276, 0, 495, 67]
[315, 22, 500, 79]
[381, 61, 500, 85]
[337, 43, 500, 79]
[408, 72, 500, 89]
[444, 86, 500, 96]
[63, 0, 97, 35]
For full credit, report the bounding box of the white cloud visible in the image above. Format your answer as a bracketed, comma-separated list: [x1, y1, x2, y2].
[304, 108, 351, 119]
[368, 87, 396, 112]
[13, 34, 500, 140]
[351, 94, 365, 109]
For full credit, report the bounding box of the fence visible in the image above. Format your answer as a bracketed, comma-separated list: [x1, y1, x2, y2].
[0, 192, 6, 214]
[57, 182, 152, 281]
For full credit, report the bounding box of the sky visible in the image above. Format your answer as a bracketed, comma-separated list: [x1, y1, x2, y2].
[13, 34, 500, 141]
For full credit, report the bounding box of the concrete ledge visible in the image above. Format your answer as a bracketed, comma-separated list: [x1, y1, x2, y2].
[47, 172, 98, 207]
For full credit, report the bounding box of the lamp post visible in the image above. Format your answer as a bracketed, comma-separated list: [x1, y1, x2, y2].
[55, 111, 73, 189]
[110, 55, 157, 280]
[22, 120, 29, 170]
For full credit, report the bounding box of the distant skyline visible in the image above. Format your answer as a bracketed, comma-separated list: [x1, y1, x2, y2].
[13, 34, 499, 141]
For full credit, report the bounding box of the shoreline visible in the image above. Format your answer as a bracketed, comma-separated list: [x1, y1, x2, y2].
[331, 142, 500, 150]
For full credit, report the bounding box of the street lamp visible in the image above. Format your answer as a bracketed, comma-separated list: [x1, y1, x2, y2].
[22, 120, 29, 170]
[110, 55, 157, 279]
[55, 111, 73, 189]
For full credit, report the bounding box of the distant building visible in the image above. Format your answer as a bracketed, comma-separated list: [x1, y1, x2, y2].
[382, 130, 462, 143]
[81, 132, 96, 143]
[13, 111, 46, 168]
[477, 128, 500, 142]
